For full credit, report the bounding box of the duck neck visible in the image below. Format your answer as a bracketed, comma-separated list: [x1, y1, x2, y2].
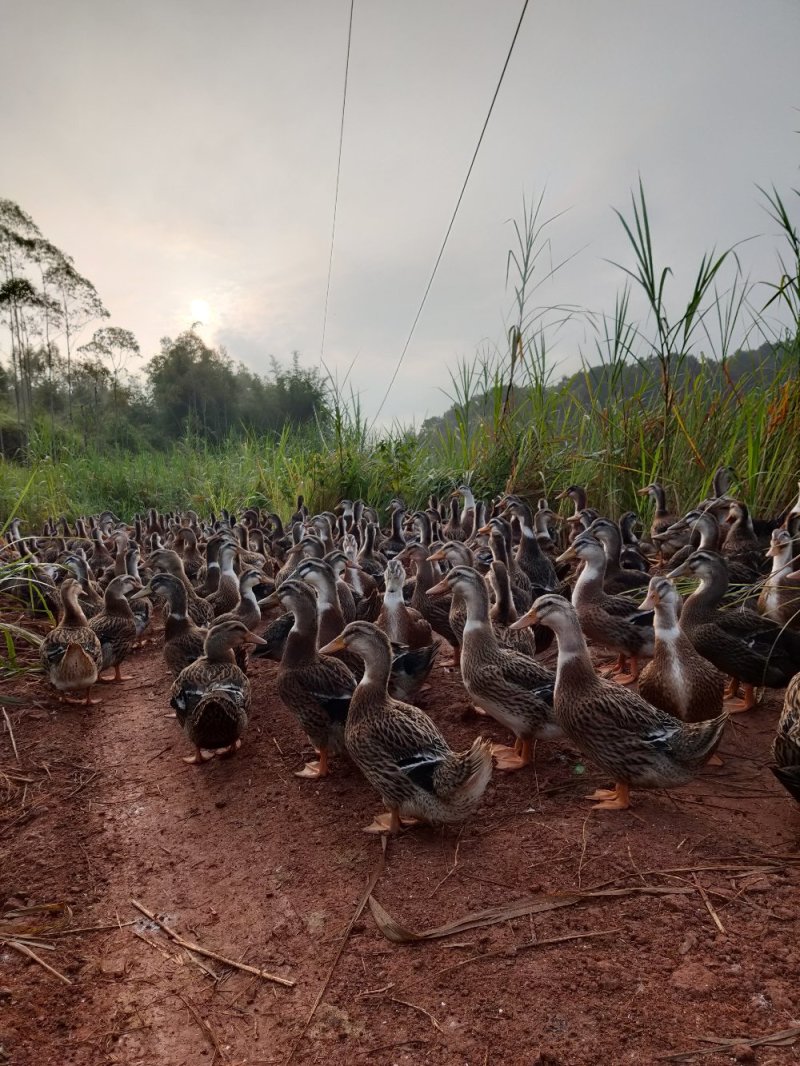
[651, 484, 667, 515]
[682, 569, 727, 621]
[165, 582, 190, 621]
[572, 555, 605, 605]
[285, 602, 319, 666]
[204, 635, 236, 664]
[695, 515, 719, 550]
[383, 583, 405, 610]
[391, 509, 405, 541]
[460, 582, 497, 642]
[105, 582, 134, 619]
[356, 642, 392, 694]
[552, 615, 596, 690]
[490, 567, 516, 624]
[767, 547, 792, 584]
[61, 584, 89, 627]
[653, 600, 681, 644]
[515, 506, 544, 564]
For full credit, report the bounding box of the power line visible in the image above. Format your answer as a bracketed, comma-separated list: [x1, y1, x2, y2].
[369, 0, 531, 427]
[319, 0, 355, 368]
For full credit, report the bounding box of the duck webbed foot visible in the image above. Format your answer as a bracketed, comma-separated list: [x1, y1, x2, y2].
[491, 738, 532, 772]
[295, 748, 329, 779]
[586, 782, 631, 810]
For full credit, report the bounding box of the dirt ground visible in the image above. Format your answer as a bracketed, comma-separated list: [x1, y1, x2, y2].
[2, 622, 800, 1066]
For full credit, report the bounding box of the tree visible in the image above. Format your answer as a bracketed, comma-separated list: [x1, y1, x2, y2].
[78, 326, 140, 432]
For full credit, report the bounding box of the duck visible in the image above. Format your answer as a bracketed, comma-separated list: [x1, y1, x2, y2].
[323, 550, 358, 622]
[428, 566, 559, 771]
[88, 575, 140, 682]
[425, 541, 471, 649]
[485, 559, 541, 657]
[169, 620, 266, 763]
[721, 500, 764, 573]
[501, 495, 559, 591]
[39, 577, 103, 705]
[149, 548, 215, 627]
[479, 517, 534, 614]
[206, 541, 242, 617]
[586, 518, 650, 594]
[398, 543, 460, 665]
[212, 568, 264, 631]
[377, 559, 434, 649]
[452, 484, 478, 540]
[62, 553, 105, 619]
[511, 596, 726, 810]
[637, 576, 726, 723]
[637, 482, 677, 539]
[125, 546, 152, 639]
[558, 533, 654, 681]
[668, 549, 800, 710]
[381, 505, 409, 558]
[771, 672, 800, 803]
[131, 573, 206, 676]
[556, 485, 599, 544]
[618, 511, 657, 567]
[261, 579, 356, 778]
[758, 528, 800, 630]
[357, 523, 388, 583]
[174, 527, 205, 581]
[442, 496, 467, 542]
[320, 622, 492, 834]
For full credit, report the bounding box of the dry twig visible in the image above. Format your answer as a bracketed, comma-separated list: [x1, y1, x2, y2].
[2, 707, 19, 762]
[285, 838, 387, 1064]
[6, 938, 72, 985]
[130, 899, 294, 987]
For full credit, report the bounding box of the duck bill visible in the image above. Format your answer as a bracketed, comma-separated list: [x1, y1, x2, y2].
[554, 489, 569, 501]
[476, 523, 492, 535]
[665, 561, 690, 580]
[636, 487, 651, 497]
[637, 592, 656, 611]
[319, 635, 347, 655]
[555, 546, 577, 564]
[509, 606, 539, 631]
[427, 578, 449, 597]
[258, 591, 281, 608]
[427, 549, 446, 562]
[129, 584, 153, 602]
[244, 631, 268, 645]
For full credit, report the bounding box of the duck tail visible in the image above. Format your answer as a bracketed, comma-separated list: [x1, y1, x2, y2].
[436, 736, 493, 809]
[771, 765, 800, 804]
[680, 711, 727, 765]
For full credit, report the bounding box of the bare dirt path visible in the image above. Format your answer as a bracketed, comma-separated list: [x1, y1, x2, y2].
[2, 631, 800, 1065]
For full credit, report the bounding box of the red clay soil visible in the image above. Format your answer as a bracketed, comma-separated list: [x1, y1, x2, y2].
[2, 627, 800, 1066]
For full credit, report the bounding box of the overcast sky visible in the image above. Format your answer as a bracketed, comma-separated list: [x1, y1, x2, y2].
[2, 0, 798, 425]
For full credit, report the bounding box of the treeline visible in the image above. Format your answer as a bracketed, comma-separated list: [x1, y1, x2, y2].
[0, 199, 327, 456]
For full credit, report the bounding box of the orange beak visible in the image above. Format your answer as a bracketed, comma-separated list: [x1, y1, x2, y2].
[555, 546, 577, 564]
[319, 635, 347, 655]
[428, 548, 446, 562]
[427, 578, 449, 597]
[509, 606, 539, 631]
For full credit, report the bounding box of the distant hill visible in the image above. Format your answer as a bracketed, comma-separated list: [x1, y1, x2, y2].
[420, 342, 787, 436]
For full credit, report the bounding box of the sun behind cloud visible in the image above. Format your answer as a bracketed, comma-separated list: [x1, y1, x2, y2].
[190, 298, 210, 326]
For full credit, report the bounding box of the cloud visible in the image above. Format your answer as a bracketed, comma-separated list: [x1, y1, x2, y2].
[2, 0, 798, 423]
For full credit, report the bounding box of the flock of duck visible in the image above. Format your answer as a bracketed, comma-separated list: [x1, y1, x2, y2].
[4, 466, 800, 833]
